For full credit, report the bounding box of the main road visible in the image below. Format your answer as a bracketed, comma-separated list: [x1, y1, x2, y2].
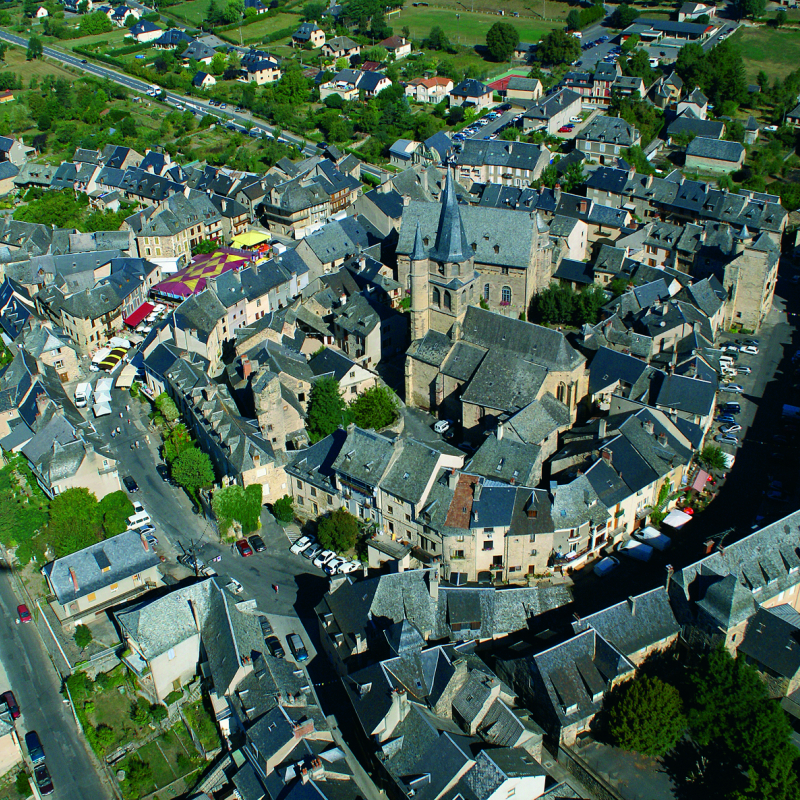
[0, 29, 389, 180]
[0, 570, 111, 800]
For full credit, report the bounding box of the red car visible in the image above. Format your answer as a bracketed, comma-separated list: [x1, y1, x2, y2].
[17, 604, 31, 623]
[1, 691, 19, 720]
[235, 540, 254, 557]
[558, 125, 572, 133]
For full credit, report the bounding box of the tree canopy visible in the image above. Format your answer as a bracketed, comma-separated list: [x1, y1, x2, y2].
[674, 40, 746, 107]
[316, 508, 360, 552]
[349, 385, 398, 431]
[610, 3, 639, 28]
[607, 675, 686, 756]
[486, 22, 519, 62]
[212, 484, 262, 535]
[172, 447, 215, 496]
[535, 30, 580, 66]
[97, 491, 134, 537]
[307, 376, 349, 443]
[529, 284, 607, 327]
[272, 495, 294, 524]
[424, 26, 452, 52]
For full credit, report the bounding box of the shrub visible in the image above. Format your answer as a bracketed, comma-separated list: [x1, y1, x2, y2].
[272, 495, 294, 524]
[15, 772, 30, 795]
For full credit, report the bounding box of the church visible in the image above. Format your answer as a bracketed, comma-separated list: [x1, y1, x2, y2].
[401, 173, 587, 433]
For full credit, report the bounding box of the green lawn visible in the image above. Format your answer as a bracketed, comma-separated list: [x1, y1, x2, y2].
[167, 0, 217, 25]
[216, 11, 299, 44]
[391, 6, 561, 46]
[730, 26, 800, 81]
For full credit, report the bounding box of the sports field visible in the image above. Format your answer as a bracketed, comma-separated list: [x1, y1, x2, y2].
[391, 6, 561, 46]
[729, 26, 800, 81]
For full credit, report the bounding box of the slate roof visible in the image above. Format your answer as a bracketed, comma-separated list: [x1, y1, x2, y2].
[451, 79, 490, 98]
[686, 137, 745, 163]
[468, 436, 540, 486]
[655, 373, 715, 416]
[667, 115, 725, 140]
[588, 346, 649, 396]
[572, 587, 680, 657]
[739, 605, 800, 679]
[43, 530, 161, 606]
[553, 258, 593, 285]
[453, 140, 547, 174]
[576, 116, 639, 147]
[523, 89, 581, 123]
[379, 438, 452, 505]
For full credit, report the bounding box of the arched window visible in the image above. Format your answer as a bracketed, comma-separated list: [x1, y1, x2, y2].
[423, 236, 429, 247]
[432, 287, 440, 307]
[557, 382, 566, 404]
[501, 286, 512, 305]
[444, 291, 452, 311]
[483, 283, 490, 300]
[438, 263, 445, 275]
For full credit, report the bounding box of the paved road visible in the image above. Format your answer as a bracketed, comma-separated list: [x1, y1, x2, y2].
[0, 571, 111, 800]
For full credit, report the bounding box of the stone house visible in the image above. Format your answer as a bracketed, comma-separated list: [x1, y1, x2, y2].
[449, 79, 493, 110]
[722, 229, 779, 332]
[42, 529, 162, 627]
[404, 76, 454, 103]
[379, 35, 411, 58]
[522, 89, 582, 135]
[292, 22, 325, 47]
[505, 77, 542, 101]
[453, 140, 550, 189]
[321, 36, 361, 59]
[685, 137, 745, 174]
[19, 320, 80, 383]
[574, 116, 641, 166]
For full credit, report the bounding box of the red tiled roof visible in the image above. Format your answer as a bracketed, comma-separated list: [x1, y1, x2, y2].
[445, 474, 479, 528]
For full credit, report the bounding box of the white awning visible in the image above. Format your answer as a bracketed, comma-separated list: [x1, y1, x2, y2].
[92, 401, 112, 417]
[663, 508, 693, 528]
[116, 363, 138, 389]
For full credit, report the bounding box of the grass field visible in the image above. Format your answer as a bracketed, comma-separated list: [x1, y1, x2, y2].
[730, 26, 800, 81]
[392, 0, 571, 21]
[216, 11, 299, 44]
[168, 0, 217, 25]
[3, 43, 79, 80]
[391, 6, 561, 46]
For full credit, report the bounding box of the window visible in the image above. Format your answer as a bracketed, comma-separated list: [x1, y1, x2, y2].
[444, 291, 452, 311]
[327, 494, 333, 504]
[501, 267, 509, 275]
[405, 514, 411, 522]
[387, 505, 394, 515]
[456, 535, 464, 542]
[310, 487, 317, 497]
[298, 496, 304, 505]
[388, 521, 394, 533]
[451, 549, 465, 559]
[168, 648, 175, 660]
[483, 283, 490, 301]
[87, 592, 96, 602]
[296, 480, 304, 490]
[432, 287, 441, 307]
[110, 583, 118, 592]
[501, 286, 511, 304]
[313, 502, 318, 514]
[483, 542, 494, 551]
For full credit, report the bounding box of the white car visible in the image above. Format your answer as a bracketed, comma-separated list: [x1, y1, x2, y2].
[741, 345, 759, 355]
[737, 365, 753, 375]
[313, 549, 337, 569]
[720, 423, 742, 434]
[720, 384, 743, 393]
[227, 579, 244, 594]
[434, 419, 451, 433]
[290, 535, 316, 555]
[339, 561, 362, 574]
[323, 557, 347, 575]
[764, 125, 779, 132]
[569, 116, 581, 123]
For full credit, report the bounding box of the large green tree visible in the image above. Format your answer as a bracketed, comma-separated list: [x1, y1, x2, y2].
[172, 447, 215, 496]
[424, 25, 451, 52]
[610, 3, 639, 28]
[535, 30, 580, 66]
[44, 487, 101, 557]
[212, 484, 262, 534]
[97, 491, 134, 537]
[316, 508, 360, 552]
[307, 376, 349, 443]
[733, 0, 765, 19]
[26, 36, 43, 62]
[349, 385, 398, 431]
[607, 675, 686, 756]
[486, 22, 519, 62]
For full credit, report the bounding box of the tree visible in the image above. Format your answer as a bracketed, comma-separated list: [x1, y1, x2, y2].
[212, 484, 262, 534]
[303, 0, 325, 20]
[26, 35, 43, 61]
[611, 3, 639, 28]
[566, 9, 581, 31]
[210, 52, 227, 76]
[154, 392, 180, 423]
[621, 33, 639, 53]
[15, 773, 30, 796]
[486, 21, 519, 62]
[622, 48, 655, 83]
[349, 385, 398, 430]
[272, 494, 294, 524]
[124, 757, 153, 796]
[447, 105, 465, 125]
[607, 675, 685, 756]
[623, 144, 655, 175]
[307, 376, 348, 443]
[97, 491, 134, 537]
[316, 508, 360, 552]
[733, 0, 765, 19]
[124, 12, 137, 25]
[776, 8, 787, 25]
[698, 444, 727, 471]
[727, 118, 744, 142]
[535, 29, 580, 66]
[362, 45, 387, 63]
[44, 487, 101, 557]
[74, 625, 93, 652]
[22, 0, 37, 17]
[424, 26, 451, 52]
[163, 423, 193, 464]
[172, 447, 215, 496]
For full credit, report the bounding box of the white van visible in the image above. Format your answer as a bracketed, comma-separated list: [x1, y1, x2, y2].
[74, 382, 92, 408]
[127, 510, 152, 528]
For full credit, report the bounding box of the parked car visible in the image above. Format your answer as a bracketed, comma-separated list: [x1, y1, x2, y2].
[720, 384, 743, 393]
[287, 632, 309, 662]
[178, 553, 204, 571]
[339, 560, 362, 574]
[433, 419, 451, 433]
[227, 578, 244, 594]
[235, 539, 254, 557]
[265, 635, 285, 658]
[290, 535, 316, 555]
[123, 475, 139, 493]
[593, 556, 619, 577]
[156, 463, 176, 485]
[25, 731, 44, 765]
[303, 543, 322, 560]
[741, 345, 759, 355]
[1, 690, 19, 720]
[17, 604, 31, 623]
[313, 549, 337, 569]
[569, 116, 581, 122]
[558, 125, 572, 133]
[248, 535, 266, 553]
[259, 616, 273, 637]
[715, 434, 740, 446]
[34, 765, 53, 796]
[737, 365, 753, 375]
[716, 414, 736, 424]
[722, 402, 741, 413]
[720, 424, 742, 434]
[324, 556, 347, 575]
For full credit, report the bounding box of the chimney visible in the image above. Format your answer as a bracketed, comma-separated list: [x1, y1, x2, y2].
[643, 419, 655, 436]
[253, 452, 260, 467]
[627, 595, 636, 615]
[141, 532, 149, 552]
[497, 422, 504, 441]
[657, 432, 667, 446]
[448, 469, 457, 490]
[598, 418, 607, 439]
[554, 184, 562, 205]
[242, 356, 253, 380]
[703, 539, 715, 555]
[473, 482, 482, 501]
[69, 567, 78, 592]
[665, 563, 674, 592]
[601, 448, 612, 464]
[427, 568, 439, 601]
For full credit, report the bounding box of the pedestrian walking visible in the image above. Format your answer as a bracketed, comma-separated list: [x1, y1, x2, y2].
[126, 404, 130, 412]
[272, 584, 279, 594]
[119, 412, 124, 418]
